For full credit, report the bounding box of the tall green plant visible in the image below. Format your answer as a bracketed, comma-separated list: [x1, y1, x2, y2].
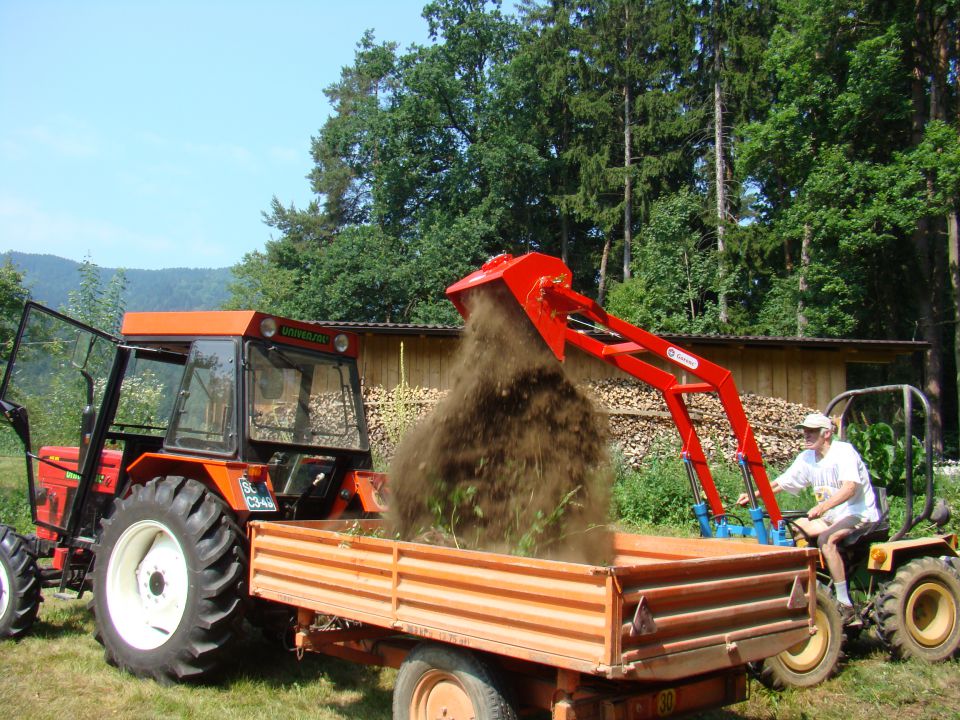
[382, 343, 420, 449]
[63, 257, 127, 334]
[846, 423, 925, 497]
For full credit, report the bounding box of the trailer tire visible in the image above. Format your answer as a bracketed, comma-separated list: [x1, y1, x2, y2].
[393, 643, 518, 720]
[92, 477, 246, 682]
[756, 585, 844, 689]
[0, 524, 40, 640]
[875, 556, 960, 662]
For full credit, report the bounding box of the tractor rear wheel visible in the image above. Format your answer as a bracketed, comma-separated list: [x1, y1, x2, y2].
[393, 643, 518, 720]
[92, 477, 246, 682]
[875, 556, 960, 662]
[756, 584, 844, 689]
[0, 524, 40, 640]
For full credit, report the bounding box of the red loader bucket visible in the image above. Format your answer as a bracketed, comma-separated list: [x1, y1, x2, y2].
[445, 253, 574, 360]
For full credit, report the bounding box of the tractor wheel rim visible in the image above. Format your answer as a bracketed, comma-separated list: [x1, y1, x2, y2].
[410, 669, 474, 720]
[905, 580, 956, 648]
[0, 558, 10, 619]
[779, 605, 829, 673]
[105, 519, 188, 651]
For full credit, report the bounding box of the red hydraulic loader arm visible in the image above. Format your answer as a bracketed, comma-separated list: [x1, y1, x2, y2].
[446, 252, 784, 534]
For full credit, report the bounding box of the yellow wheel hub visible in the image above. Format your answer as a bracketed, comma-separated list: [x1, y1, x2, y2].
[906, 581, 957, 648]
[779, 606, 829, 673]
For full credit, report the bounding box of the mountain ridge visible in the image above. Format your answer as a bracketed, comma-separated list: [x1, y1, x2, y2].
[2, 251, 233, 312]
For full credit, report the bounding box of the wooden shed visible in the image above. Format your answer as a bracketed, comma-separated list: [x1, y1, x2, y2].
[322, 321, 925, 412]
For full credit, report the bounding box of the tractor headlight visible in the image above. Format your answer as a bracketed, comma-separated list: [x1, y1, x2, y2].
[260, 318, 278, 338]
[333, 334, 350, 353]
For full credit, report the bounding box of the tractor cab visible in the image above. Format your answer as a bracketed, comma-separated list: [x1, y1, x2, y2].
[0, 302, 383, 597]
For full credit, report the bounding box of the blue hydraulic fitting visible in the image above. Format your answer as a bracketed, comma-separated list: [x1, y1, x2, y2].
[693, 501, 713, 538]
[748, 505, 770, 545]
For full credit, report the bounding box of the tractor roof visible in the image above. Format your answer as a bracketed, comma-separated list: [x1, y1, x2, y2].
[121, 310, 358, 357]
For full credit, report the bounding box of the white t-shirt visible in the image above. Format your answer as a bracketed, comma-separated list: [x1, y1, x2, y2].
[775, 440, 880, 524]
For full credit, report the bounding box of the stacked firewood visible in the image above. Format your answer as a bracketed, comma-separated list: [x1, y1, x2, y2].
[582, 379, 814, 468]
[364, 379, 814, 469]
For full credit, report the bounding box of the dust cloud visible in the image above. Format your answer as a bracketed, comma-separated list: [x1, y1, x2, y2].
[386, 289, 612, 564]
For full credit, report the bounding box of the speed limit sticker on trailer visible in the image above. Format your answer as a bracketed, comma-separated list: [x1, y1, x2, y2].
[240, 479, 277, 512]
[655, 689, 676, 717]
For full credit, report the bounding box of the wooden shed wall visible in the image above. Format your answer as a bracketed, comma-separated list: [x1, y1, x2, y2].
[356, 333, 862, 410]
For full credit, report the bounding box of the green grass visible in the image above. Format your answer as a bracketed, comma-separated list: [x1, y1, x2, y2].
[0, 454, 31, 534]
[2, 448, 959, 718]
[0, 597, 395, 720]
[1, 597, 957, 720]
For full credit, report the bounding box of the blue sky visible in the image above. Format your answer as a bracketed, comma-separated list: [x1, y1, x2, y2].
[0, 0, 432, 270]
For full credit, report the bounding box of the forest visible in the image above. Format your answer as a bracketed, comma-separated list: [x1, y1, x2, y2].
[223, 0, 959, 447]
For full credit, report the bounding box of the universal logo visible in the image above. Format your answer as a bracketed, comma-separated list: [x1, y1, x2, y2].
[667, 346, 699, 370]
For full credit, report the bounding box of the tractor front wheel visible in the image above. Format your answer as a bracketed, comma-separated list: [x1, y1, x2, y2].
[393, 643, 518, 720]
[92, 477, 246, 682]
[0, 524, 40, 640]
[756, 584, 844, 689]
[875, 556, 960, 662]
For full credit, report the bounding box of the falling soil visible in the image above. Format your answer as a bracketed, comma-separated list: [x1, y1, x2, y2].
[386, 289, 612, 564]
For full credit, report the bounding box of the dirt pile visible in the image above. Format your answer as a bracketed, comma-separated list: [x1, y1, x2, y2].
[386, 291, 612, 563]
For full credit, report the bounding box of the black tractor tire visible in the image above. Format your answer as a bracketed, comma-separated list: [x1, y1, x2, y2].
[393, 643, 518, 720]
[0, 524, 41, 640]
[756, 584, 845, 689]
[875, 556, 960, 662]
[92, 477, 247, 682]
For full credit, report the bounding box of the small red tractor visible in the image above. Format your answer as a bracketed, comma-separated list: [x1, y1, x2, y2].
[0, 304, 385, 678]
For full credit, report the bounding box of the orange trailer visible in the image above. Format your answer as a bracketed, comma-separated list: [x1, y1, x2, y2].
[249, 519, 818, 719]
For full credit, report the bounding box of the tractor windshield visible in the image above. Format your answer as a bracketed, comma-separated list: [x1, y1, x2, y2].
[246, 341, 368, 452]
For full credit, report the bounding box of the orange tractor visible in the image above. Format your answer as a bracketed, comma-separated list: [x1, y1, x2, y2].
[0, 304, 385, 679]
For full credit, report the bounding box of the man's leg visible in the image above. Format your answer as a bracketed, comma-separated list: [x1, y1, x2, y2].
[817, 516, 863, 625]
[792, 517, 828, 545]
[820, 528, 853, 588]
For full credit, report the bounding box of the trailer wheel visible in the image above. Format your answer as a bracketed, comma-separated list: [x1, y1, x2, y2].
[0, 524, 40, 640]
[92, 477, 246, 682]
[756, 585, 844, 689]
[875, 556, 960, 662]
[393, 643, 518, 720]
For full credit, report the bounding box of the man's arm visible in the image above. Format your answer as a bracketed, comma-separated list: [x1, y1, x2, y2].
[807, 480, 857, 519]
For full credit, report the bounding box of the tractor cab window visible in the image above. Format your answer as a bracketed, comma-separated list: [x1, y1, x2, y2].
[247, 341, 368, 452]
[111, 351, 184, 438]
[166, 340, 238, 455]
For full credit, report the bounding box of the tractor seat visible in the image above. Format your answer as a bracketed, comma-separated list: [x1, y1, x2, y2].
[842, 518, 890, 547]
[840, 486, 890, 558]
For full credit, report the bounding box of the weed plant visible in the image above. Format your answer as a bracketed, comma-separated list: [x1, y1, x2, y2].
[611, 439, 812, 535]
[382, 342, 419, 449]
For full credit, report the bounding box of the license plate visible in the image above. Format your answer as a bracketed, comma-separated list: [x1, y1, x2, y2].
[240, 478, 277, 512]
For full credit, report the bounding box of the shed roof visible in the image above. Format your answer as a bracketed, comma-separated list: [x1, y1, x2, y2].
[312, 319, 927, 354]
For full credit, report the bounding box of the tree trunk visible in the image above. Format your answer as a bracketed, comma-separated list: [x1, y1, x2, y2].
[598, 231, 612, 305]
[798, 223, 810, 337]
[935, 7, 959, 449]
[560, 212, 570, 266]
[949, 208, 960, 447]
[910, 0, 944, 452]
[713, 0, 728, 325]
[623, 3, 633, 281]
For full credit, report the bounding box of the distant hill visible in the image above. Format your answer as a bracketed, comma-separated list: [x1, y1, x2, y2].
[1, 252, 233, 312]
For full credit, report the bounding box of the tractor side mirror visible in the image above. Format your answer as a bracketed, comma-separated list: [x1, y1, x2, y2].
[70, 330, 96, 370]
